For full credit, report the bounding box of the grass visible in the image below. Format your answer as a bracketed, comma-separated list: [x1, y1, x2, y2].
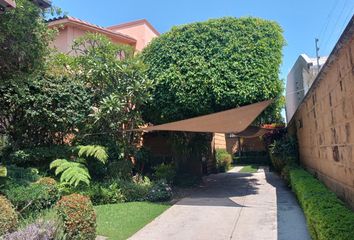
[95, 202, 170, 240]
[239, 165, 259, 173]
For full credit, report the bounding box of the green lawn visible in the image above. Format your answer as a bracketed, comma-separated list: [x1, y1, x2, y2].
[95, 202, 170, 240]
[239, 165, 259, 173]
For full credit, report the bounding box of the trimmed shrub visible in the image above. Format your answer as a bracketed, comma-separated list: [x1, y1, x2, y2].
[154, 163, 176, 183]
[36, 177, 56, 186]
[289, 168, 354, 240]
[5, 183, 57, 218]
[0, 195, 18, 236]
[146, 180, 173, 202]
[215, 149, 232, 172]
[36, 177, 59, 206]
[141, 17, 285, 124]
[2, 220, 57, 240]
[56, 193, 96, 240]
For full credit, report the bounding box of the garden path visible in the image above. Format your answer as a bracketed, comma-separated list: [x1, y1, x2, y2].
[129, 167, 310, 240]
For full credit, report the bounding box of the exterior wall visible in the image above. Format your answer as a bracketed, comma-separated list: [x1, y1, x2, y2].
[109, 22, 158, 51]
[51, 25, 135, 54]
[290, 26, 354, 208]
[50, 26, 70, 53]
[213, 133, 226, 149]
[226, 136, 265, 155]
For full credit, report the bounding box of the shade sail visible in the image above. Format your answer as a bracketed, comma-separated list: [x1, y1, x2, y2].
[139, 99, 273, 133]
[231, 126, 273, 138]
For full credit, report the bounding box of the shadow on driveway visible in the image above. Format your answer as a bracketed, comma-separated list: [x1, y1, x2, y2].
[175, 172, 260, 207]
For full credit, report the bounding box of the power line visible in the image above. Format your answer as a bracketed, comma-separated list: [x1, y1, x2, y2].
[321, 0, 350, 53]
[338, 5, 354, 36]
[318, 0, 340, 42]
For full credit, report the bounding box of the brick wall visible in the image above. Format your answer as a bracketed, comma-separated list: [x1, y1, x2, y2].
[289, 19, 354, 208]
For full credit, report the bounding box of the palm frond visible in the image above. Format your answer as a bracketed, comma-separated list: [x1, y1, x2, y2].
[50, 158, 90, 186]
[0, 165, 7, 177]
[77, 145, 108, 164]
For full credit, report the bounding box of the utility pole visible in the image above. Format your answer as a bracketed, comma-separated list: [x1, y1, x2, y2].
[315, 38, 320, 73]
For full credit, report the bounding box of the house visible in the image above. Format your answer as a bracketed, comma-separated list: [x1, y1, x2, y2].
[0, 0, 50, 13]
[47, 16, 159, 53]
[0, 0, 16, 12]
[286, 54, 327, 122]
[287, 16, 354, 209]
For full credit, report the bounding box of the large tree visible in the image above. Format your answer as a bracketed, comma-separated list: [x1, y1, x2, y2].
[0, 0, 55, 83]
[141, 17, 285, 124]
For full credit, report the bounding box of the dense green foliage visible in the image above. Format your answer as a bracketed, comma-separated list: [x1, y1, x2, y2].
[215, 149, 232, 172]
[4, 183, 56, 218]
[69, 33, 151, 159]
[0, 77, 92, 148]
[0, 0, 54, 82]
[289, 168, 354, 240]
[0, 195, 18, 236]
[269, 136, 298, 172]
[56, 193, 96, 240]
[58, 177, 172, 205]
[4, 146, 72, 168]
[142, 17, 285, 124]
[50, 145, 108, 186]
[154, 163, 176, 183]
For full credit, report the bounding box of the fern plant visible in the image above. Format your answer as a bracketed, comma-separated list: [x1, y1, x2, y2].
[50, 145, 108, 186]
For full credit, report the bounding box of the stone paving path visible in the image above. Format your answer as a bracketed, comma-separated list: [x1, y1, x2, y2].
[129, 167, 311, 240]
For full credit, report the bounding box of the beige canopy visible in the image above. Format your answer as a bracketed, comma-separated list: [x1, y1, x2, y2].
[231, 126, 273, 138]
[139, 99, 273, 133]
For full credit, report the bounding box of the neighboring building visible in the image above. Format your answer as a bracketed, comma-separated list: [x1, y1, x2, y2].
[288, 16, 354, 209]
[107, 19, 160, 51]
[286, 54, 327, 122]
[0, 0, 16, 12]
[48, 16, 159, 53]
[0, 0, 50, 12]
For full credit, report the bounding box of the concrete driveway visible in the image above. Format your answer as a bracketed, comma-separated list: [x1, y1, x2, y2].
[129, 167, 310, 240]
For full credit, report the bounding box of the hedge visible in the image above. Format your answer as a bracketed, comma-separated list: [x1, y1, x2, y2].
[141, 17, 285, 124]
[289, 168, 354, 240]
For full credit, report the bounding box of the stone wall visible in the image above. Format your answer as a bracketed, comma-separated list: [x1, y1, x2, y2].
[289, 18, 354, 208]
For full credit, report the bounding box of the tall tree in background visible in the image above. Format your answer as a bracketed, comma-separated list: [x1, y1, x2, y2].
[141, 17, 285, 125]
[0, 0, 54, 83]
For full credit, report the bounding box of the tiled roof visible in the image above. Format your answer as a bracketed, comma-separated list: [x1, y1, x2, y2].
[47, 16, 137, 43]
[0, 0, 16, 9]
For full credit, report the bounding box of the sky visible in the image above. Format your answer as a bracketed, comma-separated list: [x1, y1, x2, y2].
[51, 0, 354, 81]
